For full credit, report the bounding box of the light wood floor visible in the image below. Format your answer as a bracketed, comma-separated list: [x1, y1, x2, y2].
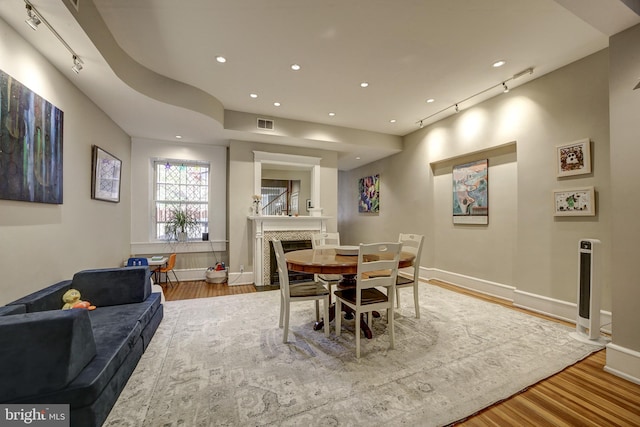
[161, 279, 640, 426]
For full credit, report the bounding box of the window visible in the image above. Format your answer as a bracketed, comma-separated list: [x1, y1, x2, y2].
[154, 161, 209, 240]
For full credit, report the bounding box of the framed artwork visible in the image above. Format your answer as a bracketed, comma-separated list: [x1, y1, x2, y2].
[91, 145, 121, 203]
[553, 187, 595, 216]
[453, 159, 488, 224]
[557, 139, 591, 177]
[358, 174, 379, 213]
[0, 69, 64, 204]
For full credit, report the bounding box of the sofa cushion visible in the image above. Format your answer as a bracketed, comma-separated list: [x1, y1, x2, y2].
[72, 267, 151, 307]
[0, 305, 26, 316]
[0, 309, 96, 402]
[18, 301, 157, 407]
[7, 280, 72, 312]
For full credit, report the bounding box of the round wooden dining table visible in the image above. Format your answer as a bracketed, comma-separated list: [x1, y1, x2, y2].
[285, 248, 415, 338]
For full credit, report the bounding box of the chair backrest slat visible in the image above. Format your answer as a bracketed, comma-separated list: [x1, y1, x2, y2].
[272, 240, 290, 297]
[398, 233, 424, 280]
[311, 232, 340, 249]
[356, 242, 402, 304]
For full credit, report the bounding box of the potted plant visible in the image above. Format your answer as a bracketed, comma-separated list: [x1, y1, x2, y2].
[165, 206, 199, 242]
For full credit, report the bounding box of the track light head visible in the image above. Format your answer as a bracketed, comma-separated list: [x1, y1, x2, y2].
[25, 5, 41, 30]
[419, 120, 424, 128]
[71, 55, 83, 74]
[454, 104, 459, 113]
[502, 82, 509, 93]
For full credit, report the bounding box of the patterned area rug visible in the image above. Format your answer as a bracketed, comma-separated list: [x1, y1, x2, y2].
[105, 283, 602, 426]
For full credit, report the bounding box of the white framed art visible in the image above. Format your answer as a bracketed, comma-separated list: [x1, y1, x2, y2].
[553, 186, 595, 216]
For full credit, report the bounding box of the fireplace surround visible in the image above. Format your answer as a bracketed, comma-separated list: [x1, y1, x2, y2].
[250, 216, 328, 287]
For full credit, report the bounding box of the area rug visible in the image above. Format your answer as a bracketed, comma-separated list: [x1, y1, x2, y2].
[104, 283, 603, 427]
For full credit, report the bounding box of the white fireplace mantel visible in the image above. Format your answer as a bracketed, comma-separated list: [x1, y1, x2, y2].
[250, 215, 329, 286]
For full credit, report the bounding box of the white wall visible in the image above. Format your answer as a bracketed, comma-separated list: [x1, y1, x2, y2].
[608, 23, 640, 382]
[340, 49, 611, 312]
[0, 17, 131, 304]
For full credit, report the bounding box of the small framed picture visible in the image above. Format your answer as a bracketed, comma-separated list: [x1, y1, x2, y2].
[556, 138, 591, 177]
[91, 145, 122, 203]
[553, 187, 595, 216]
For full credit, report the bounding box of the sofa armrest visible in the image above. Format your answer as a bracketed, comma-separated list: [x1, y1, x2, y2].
[72, 267, 151, 307]
[0, 309, 97, 402]
[7, 280, 72, 312]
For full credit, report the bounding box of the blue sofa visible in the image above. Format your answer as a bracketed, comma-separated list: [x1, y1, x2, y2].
[0, 267, 163, 427]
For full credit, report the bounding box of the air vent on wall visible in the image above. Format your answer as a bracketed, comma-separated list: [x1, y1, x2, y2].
[257, 118, 274, 130]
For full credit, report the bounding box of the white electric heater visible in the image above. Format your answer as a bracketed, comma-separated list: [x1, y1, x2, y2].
[570, 239, 608, 345]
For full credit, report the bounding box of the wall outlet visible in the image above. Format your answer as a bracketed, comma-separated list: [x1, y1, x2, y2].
[240, 264, 244, 273]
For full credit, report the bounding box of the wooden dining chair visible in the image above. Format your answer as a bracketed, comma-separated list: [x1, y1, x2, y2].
[334, 242, 402, 358]
[396, 233, 424, 318]
[310, 232, 342, 299]
[273, 239, 330, 343]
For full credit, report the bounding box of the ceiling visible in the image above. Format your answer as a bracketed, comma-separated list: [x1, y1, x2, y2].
[1, 0, 639, 170]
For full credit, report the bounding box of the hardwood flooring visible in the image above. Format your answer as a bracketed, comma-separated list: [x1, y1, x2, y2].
[160, 279, 640, 426]
[162, 280, 256, 301]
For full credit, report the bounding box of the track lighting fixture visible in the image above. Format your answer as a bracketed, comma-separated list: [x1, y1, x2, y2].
[415, 67, 534, 128]
[419, 120, 424, 128]
[23, 1, 84, 75]
[71, 55, 83, 74]
[25, 4, 41, 30]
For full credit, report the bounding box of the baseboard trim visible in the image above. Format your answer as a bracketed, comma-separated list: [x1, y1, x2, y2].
[227, 271, 254, 286]
[514, 289, 612, 334]
[423, 268, 612, 334]
[424, 268, 516, 302]
[605, 343, 640, 385]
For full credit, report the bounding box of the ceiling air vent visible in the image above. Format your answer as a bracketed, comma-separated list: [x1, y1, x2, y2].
[257, 118, 274, 131]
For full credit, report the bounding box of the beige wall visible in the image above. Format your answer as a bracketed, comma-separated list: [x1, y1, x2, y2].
[340, 49, 611, 309]
[0, 18, 131, 304]
[228, 140, 338, 275]
[609, 23, 640, 374]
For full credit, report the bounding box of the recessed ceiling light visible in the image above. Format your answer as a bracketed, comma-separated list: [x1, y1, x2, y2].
[328, 112, 336, 117]
[273, 102, 281, 107]
[493, 60, 506, 68]
[215, 56, 227, 63]
[175, 135, 182, 139]
[250, 93, 258, 99]
[356, 157, 361, 160]
[389, 119, 396, 123]
[426, 98, 435, 103]
[291, 64, 301, 71]
[360, 82, 369, 88]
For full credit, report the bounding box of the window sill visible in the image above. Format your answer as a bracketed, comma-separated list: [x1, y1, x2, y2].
[130, 240, 227, 255]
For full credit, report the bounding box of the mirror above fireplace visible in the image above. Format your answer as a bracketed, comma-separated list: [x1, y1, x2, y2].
[253, 151, 322, 216]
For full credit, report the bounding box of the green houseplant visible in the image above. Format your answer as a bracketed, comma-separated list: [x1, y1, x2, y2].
[165, 206, 200, 242]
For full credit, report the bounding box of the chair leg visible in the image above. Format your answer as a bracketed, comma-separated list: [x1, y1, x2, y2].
[171, 269, 179, 284]
[396, 287, 401, 308]
[389, 307, 395, 350]
[323, 296, 330, 337]
[315, 300, 320, 322]
[279, 293, 284, 328]
[335, 300, 342, 336]
[413, 283, 420, 319]
[283, 302, 290, 343]
[355, 309, 361, 358]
